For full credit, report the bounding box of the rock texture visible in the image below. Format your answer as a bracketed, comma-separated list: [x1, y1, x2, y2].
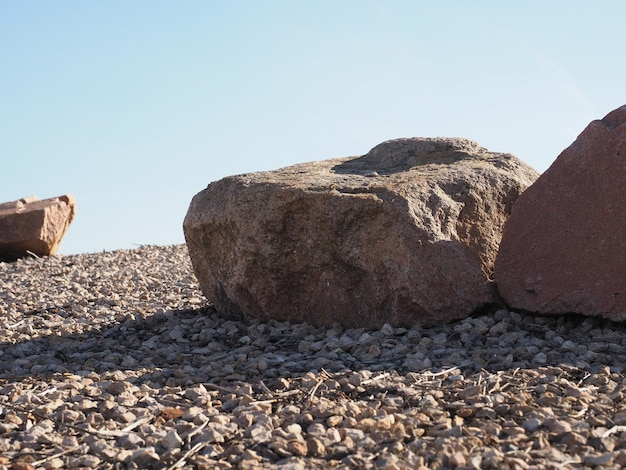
[184, 138, 538, 328]
[0, 194, 76, 261]
[495, 106, 626, 320]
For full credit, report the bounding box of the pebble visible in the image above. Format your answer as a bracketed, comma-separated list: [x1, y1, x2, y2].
[2, 245, 626, 468]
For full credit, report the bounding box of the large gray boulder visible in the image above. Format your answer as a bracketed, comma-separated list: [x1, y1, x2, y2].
[184, 137, 538, 328]
[495, 105, 626, 320]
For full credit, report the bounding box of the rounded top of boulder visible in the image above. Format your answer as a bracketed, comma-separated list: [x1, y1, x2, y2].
[336, 137, 487, 174]
[584, 103, 626, 132]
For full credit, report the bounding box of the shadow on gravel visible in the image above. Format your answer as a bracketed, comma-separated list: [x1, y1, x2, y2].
[2, 305, 626, 387]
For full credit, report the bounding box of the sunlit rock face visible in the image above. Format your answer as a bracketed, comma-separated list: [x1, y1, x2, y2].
[495, 105, 626, 321]
[0, 195, 76, 261]
[185, 137, 538, 328]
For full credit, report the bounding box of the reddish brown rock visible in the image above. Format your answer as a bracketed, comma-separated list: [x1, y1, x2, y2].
[0, 195, 76, 261]
[184, 137, 538, 328]
[495, 105, 626, 320]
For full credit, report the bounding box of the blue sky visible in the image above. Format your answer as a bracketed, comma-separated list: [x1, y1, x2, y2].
[2, 1, 624, 255]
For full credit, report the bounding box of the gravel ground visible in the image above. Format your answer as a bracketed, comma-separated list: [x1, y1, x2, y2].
[2, 244, 626, 469]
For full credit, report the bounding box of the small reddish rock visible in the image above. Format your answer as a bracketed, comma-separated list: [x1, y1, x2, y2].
[495, 105, 626, 320]
[0, 195, 76, 261]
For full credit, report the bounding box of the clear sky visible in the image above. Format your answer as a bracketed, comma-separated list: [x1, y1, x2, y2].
[2, 1, 624, 255]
